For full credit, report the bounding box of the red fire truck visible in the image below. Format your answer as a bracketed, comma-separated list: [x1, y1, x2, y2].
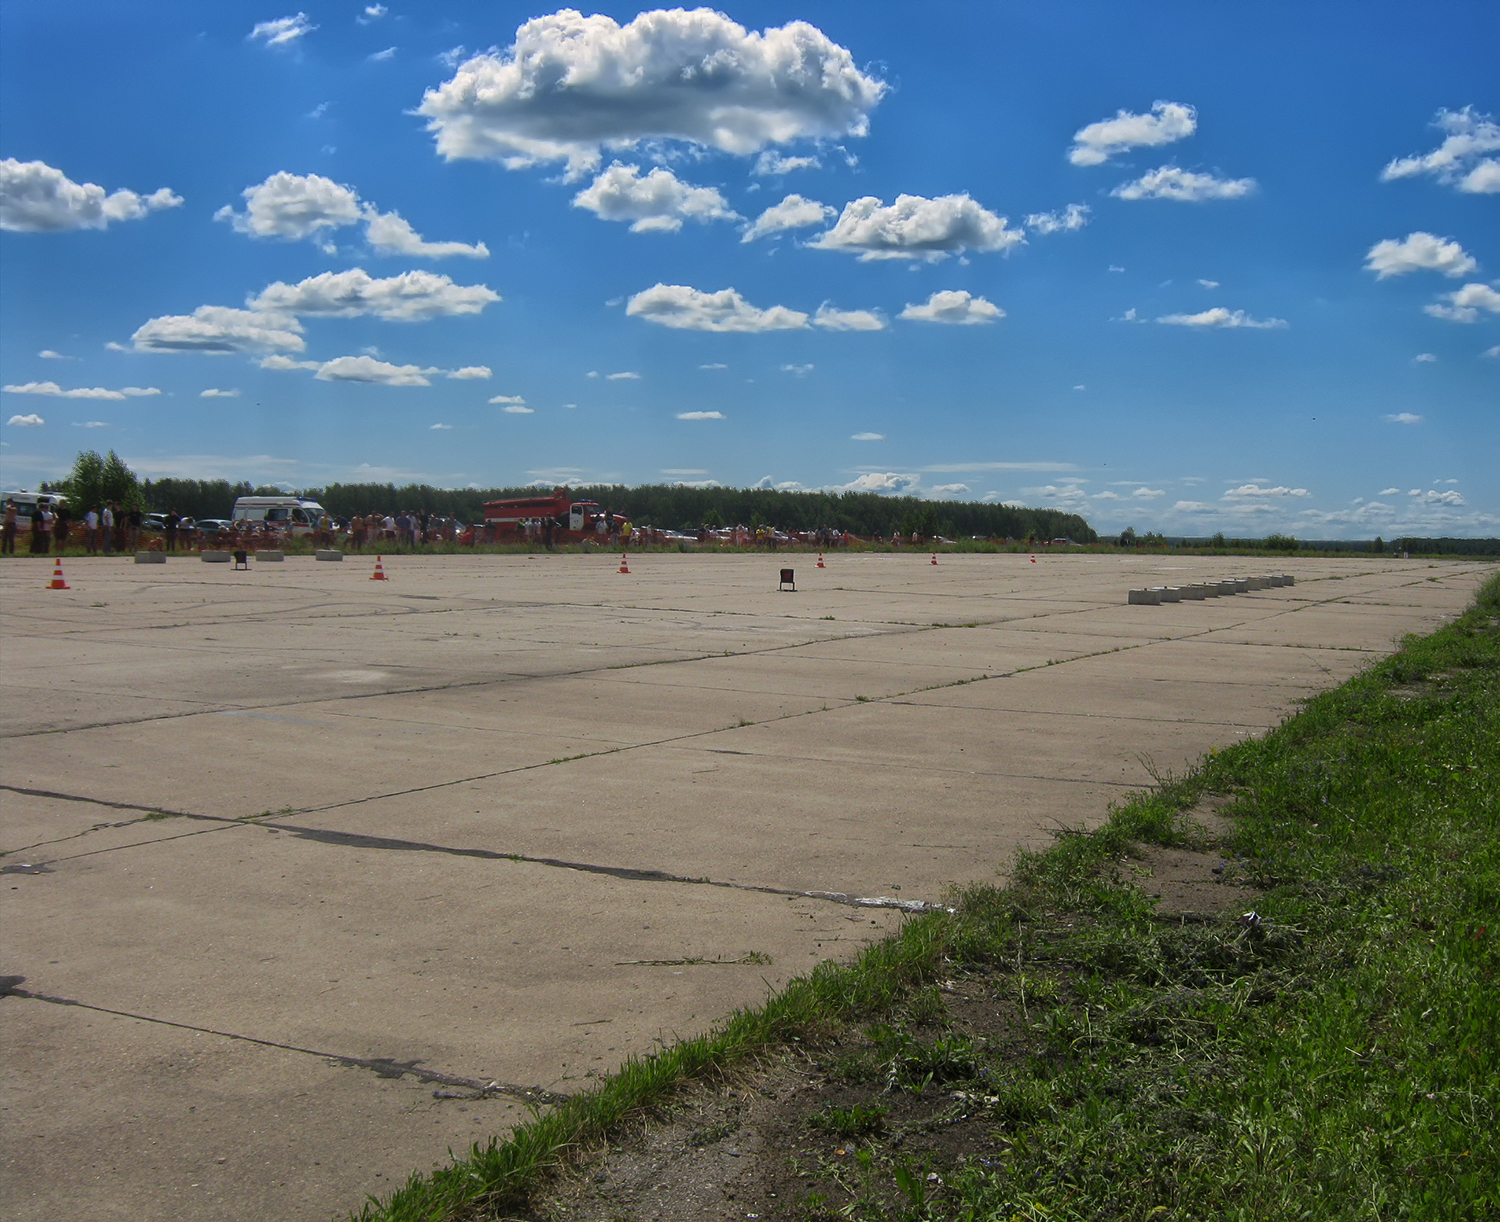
[479, 489, 610, 542]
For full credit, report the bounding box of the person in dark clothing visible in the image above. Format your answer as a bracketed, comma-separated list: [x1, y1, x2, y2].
[164, 509, 180, 552]
[30, 508, 49, 554]
[53, 502, 71, 553]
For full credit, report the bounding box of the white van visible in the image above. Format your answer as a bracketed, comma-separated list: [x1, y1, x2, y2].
[2, 490, 68, 523]
[230, 496, 328, 536]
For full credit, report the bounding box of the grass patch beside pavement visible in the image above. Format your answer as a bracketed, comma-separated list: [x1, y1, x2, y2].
[357, 574, 1498, 1222]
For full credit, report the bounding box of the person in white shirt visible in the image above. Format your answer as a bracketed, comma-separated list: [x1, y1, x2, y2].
[101, 505, 115, 555]
[84, 507, 100, 554]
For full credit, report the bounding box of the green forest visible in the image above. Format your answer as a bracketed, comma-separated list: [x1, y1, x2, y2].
[44, 453, 1097, 542]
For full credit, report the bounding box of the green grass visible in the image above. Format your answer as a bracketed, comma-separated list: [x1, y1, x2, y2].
[354, 573, 1499, 1222]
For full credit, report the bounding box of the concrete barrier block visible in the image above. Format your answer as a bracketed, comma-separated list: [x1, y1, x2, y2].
[1158, 586, 1183, 602]
[133, 551, 166, 564]
[315, 549, 344, 561]
[1282, 574, 1295, 586]
[1128, 588, 1161, 605]
[256, 550, 284, 562]
[1216, 580, 1237, 595]
[1268, 575, 1286, 587]
[1179, 584, 1207, 600]
[1233, 578, 1250, 593]
[1248, 577, 1269, 590]
[201, 550, 231, 563]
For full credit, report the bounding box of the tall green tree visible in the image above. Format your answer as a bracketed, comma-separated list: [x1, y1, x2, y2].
[65, 450, 143, 511]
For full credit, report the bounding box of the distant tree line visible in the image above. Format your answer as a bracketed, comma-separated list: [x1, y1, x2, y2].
[48, 464, 1095, 541]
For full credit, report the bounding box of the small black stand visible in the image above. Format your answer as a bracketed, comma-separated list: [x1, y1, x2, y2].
[779, 567, 795, 591]
[233, 550, 249, 570]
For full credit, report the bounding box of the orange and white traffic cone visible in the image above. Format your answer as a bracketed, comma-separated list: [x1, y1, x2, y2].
[370, 556, 388, 581]
[618, 552, 631, 574]
[48, 559, 70, 590]
[930, 552, 938, 565]
[816, 552, 825, 568]
[1029, 553, 1037, 564]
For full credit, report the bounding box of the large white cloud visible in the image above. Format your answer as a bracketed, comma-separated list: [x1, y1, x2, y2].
[0, 158, 181, 232]
[3, 381, 159, 399]
[813, 303, 886, 331]
[844, 472, 918, 494]
[1068, 101, 1196, 166]
[625, 284, 808, 332]
[1424, 282, 1500, 322]
[742, 193, 834, 242]
[218, 171, 488, 257]
[314, 356, 436, 386]
[899, 290, 1004, 325]
[416, 8, 886, 177]
[132, 306, 305, 354]
[811, 193, 1023, 261]
[7, 413, 46, 427]
[571, 163, 736, 232]
[250, 268, 500, 321]
[1156, 307, 1287, 329]
[753, 150, 820, 176]
[1223, 483, 1311, 499]
[1111, 166, 1256, 202]
[217, 171, 361, 241]
[1364, 232, 1477, 279]
[1381, 106, 1500, 195]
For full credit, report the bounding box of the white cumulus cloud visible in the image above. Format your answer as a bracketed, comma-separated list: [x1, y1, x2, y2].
[364, 209, 489, 258]
[1381, 106, 1500, 194]
[899, 290, 1004, 325]
[851, 432, 884, 441]
[677, 410, 726, 420]
[3, 380, 159, 399]
[1223, 484, 1311, 498]
[1025, 203, 1090, 234]
[572, 163, 737, 232]
[489, 394, 526, 404]
[742, 193, 834, 242]
[430, 422, 452, 430]
[844, 472, 917, 494]
[930, 483, 969, 495]
[358, 5, 387, 23]
[1384, 413, 1424, 425]
[1424, 282, 1500, 323]
[132, 306, 305, 354]
[416, 9, 885, 178]
[753, 150, 820, 176]
[7, 413, 45, 427]
[448, 366, 492, 380]
[502, 404, 534, 414]
[250, 13, 314, 47]
[1068, 101, 1196, 166]
[314, 356, 437, 386]
[813, 303, 886, 331]
[218, 171, 489, 258]
[1133, 487, 1165, 499]
[250, 268, 500, 321]
[0, 158, 181, 232]
[606, 371, 641, 380]
[200, 388, 241, 398]
[812, 193, 1023, 261]
[1156, 307, 1287, 330]
[1365, 232, 1477, 279]
[626, 284, 808, 332]
[781, 363, 814, 376]
[1112, 166, 1256, 202]
[260, 355, 321, 371]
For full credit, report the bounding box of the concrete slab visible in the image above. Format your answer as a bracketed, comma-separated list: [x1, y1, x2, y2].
[1, 552, 1489, 1221]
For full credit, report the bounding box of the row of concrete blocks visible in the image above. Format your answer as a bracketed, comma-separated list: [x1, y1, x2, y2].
[190, 549, 345, 563]
[1128, 574, 1294, 605]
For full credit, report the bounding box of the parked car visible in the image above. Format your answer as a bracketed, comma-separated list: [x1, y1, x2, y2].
[196, 518, 235, 538]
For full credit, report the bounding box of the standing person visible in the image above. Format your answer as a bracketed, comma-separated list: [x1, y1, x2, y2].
[542, 515, 555, 551]
[52, 501, 71, 553]
[620, 518, 632, 549]
[1, 499, 16, 555]
[83, 506, 99, 554]
[126, 504, 142, 551]
[30, 506, 49, 554]
[100, 503, 115, 554]
[163, 508, 180, 552]
[113, 503, 127, 553]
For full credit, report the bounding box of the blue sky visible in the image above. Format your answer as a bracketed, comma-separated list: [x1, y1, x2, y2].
[1, 0, 1495, 537]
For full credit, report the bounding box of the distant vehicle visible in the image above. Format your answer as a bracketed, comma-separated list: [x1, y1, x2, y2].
[1050, 537, 1079, 546]
[2, 490, 67, 522]
[231, 495, 327, 536]
[481, 488, 609, 542]
[142, 513, 167, 532]
[197, 518, 234, 535]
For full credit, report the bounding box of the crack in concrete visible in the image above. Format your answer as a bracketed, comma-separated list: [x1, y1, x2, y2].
[0, 977, 569, 1105]
[0, 783, 945, 912]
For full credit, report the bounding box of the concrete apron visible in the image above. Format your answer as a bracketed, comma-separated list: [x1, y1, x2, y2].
[0, 552, 1488, 1221]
